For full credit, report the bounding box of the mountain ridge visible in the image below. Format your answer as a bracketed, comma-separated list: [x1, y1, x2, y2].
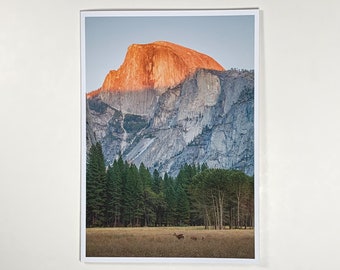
[86, 41, 254, 177]
[86, 68, 254, 177]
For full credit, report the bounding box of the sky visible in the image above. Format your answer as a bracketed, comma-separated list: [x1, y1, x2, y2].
[84, 12, 255, 92]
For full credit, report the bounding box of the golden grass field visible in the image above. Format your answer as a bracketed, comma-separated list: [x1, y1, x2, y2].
[86, 227, 254, 258]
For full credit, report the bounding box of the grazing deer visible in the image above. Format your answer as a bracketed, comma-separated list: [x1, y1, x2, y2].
[190, 236, 198, 241]
[173, 233, 184, 239]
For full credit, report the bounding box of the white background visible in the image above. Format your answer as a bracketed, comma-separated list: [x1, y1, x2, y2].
[1, 0, 340, 269]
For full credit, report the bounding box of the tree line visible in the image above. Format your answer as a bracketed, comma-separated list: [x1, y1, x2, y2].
[86, 142, 254, 229]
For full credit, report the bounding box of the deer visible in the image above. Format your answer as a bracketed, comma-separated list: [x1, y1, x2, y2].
[173, 233, 184, 239]
[190, 236, 198, 241]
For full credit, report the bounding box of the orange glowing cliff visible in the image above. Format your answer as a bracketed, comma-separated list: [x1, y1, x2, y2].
[87, 41, 225, 98]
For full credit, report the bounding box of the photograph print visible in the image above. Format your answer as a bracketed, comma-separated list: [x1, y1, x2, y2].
[81, 9, 259, 262]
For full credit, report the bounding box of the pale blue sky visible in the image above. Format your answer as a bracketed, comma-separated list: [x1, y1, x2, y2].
[84, 14, 255, 92]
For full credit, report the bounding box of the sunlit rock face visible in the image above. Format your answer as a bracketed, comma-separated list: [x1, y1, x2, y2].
[87, 41, 225, 97]
[86, 41, 254, 177]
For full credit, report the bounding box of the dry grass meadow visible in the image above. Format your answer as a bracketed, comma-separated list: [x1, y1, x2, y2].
[86, 227, 254, 258]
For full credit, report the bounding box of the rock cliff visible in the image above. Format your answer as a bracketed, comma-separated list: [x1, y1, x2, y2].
[87, 41, 225, 98]
[86, 41, 254, 177]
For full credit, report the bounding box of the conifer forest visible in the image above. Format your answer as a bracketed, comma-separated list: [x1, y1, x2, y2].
[86, 142, 254, 230]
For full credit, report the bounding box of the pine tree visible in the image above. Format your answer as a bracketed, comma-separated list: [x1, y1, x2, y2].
[163, 173, 176, 226]
[139, 163, 154, 226]
[175, 163, 200, 225]
[107, 157, 124, 227]
[151, 169, 168, 226]
[152, 169, 161, 194]
[131, 164, 144, 226]
[175, 184, 190, 226]
[105, 165, 115, 226]
[86, 142, 107, 227]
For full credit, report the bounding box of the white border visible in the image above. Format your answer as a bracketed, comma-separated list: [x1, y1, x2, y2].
[80, 11, 87, 262]
[80, 9, 259, 264]
[253, 10, 260, 263]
